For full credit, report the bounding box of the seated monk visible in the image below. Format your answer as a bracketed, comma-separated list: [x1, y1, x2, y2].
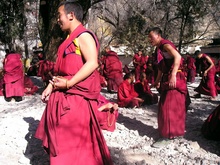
[117, 71, 144, 108]
[134, 72, 158, 105]
[96, 94, 119, 132]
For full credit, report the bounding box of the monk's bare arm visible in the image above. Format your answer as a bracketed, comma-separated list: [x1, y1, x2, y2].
[205, 55, 214, 73]
[67, 32, 99, 87]
[163, 44, 181, 88]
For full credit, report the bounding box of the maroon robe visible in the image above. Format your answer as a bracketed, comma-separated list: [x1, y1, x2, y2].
[133, 53, 146, 81]
[102, 51, 123, 92]
[157, 39, 187, 139]
[201, 104, 220, 140]
[35, 24, 112, 165]
[117, 79, 139, 108]
[215, 60, 220, 93]
[96, 94, 119, 132]
[134, 79, 158, 105]
[3, 53, 24, 98]
[194, 54, 217, 97]
[37, 60, 55, 85]
[24, 76, 38, 95]
[186, 56, 196, 83]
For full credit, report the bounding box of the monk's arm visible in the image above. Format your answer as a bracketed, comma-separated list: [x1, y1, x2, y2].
[205, 55, 215, 73]
[67, 32, 99, 88]
[163, 44, 181, 88]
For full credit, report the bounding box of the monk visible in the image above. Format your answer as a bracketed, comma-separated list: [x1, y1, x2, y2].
[96, 94, 119, 132]
[201, 104, 220, 140]
[215, 60, 220, 93]
[24, 75, 38, 95]
[194, 50, 217, 100]
[133, 50, 146, 81]
[186, 54, 196, 83]
[3, 50, 24, 102]
[35, 1, 112, 165]
[102, 46, 123, 93]
[148, 27, 187, 148]
[134, 72, 158, 105]
[117, 71, 144, 108]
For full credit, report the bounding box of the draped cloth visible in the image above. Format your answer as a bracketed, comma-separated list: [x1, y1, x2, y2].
[3, 53, 24, 98]
[194, 54, 217, 97]
[157, 39, 187, 139]
[35, 24, 112, 165]
[102, 51, 123, 92]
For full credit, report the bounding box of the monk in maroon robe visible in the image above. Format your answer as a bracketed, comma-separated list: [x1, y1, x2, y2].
[3, 51, 24, 102]
[117, 72, 144, 108]
[133, 50, 146, 81]
[102, 46, 123, 93]
[148, 27, 187, 148]
[194, 51, 217, 100]
[35, 2, 112, 165]
[96, 94, 119, 132]
[134, 72, 158, 105]
[215, 60, 220, 93]
[201, 104, 220, 140]
[186, 54, 196, 83]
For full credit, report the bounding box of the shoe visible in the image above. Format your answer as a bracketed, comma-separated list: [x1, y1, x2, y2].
[192, 93, 201, 98]
[14, 96, 22, 102]
[4, 97, 12, 102]
[151, 138, 171, 148]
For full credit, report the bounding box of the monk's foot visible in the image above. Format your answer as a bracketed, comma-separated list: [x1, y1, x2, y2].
[14, 96, 23, 102]
[210, 97, 217, 101]
[4, 97, 12, 102]
[151, 138, 172, 148]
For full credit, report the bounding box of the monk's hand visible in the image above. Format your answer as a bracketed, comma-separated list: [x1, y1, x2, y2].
[169, 74, 176, 89]
[203, 70, 208, 77]
[51, 76, 68, 89]
[41, 84, 53, 103]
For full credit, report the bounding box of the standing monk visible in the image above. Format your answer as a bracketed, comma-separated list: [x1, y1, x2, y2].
[35, 1, 112, 165]
[194, 50, 217, 100]
[3, 49, 24, 102]
[186, 54, 196, 83]
[102, 46, 123, 93]
[133, 50, 146, 81]
[148, 27, 187, 148]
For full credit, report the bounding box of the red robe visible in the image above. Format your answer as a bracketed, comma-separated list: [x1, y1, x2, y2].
[96, 94, 119, 132]
[186, 56, 196, 83]
[194, 54, 217, 97]
[37, 60, 55, 85]
[215, 60, 220, 93]
[117, 79, 139, 108]
[133, 54, 146, 81]
[102, 51, 123, 92]
[134, 79, 158, 105]
[201, 104, 220, 140]
[24, 76, 38, 95]
[35, 24, 112, 165]
[3, 53, 24, 98]
[157, 39, 187, 139]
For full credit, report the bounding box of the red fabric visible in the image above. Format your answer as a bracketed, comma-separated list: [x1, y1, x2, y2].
[35, 24, 112, 165]
[102, 51, 123, 92]
[186, 56, 196, 83]
[37, 60, 55, 84]
[117, 80, 139, 108]
[133, 54, 146, 81]
[3, 53, 24, 97]
[201, 104, 220, 140]
[157, 39, 187, 138]
[194, 54, 217, 97]
[24, 76, 38, 95]
[134, 80, 158, 105]
[96, 94, 119, 132]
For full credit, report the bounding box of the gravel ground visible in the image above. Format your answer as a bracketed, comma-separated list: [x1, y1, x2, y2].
[0, 76, 220, 165]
